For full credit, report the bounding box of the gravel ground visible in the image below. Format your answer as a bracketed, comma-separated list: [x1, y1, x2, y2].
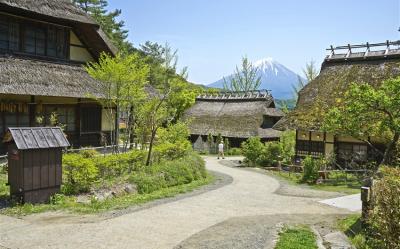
[0, 157, 354, 249]
[175, 214, 349, 249]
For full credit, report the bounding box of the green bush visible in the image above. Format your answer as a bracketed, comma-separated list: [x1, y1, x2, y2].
[62, 154, 98, 194]
[130, 153, 206, 194]
[280, 130, 295, 164]
[95, 150, 146, 178]
[369, 166, 400, 249]
[129, 173, 167, 194]
[79, 149, 100, 158]
[258, 142, 283, 167]
[226, 148, 242, 156]
[154, 122, 192, 161]
[302, 156, 322, 183]
[241, 137, 265, 166]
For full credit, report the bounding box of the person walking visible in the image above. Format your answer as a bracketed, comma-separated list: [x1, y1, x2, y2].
[218, 141, 225, 159]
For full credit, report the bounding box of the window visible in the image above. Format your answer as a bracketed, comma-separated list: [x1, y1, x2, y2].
[261, 116, 277, 129]
[0, 19, 9, 49]
[0, 18, 19, 51]
[0, 14, 68, 59]
[338, 143, 368, 162]
[81, 106, 101, 132]
[44, 106, 76, 132]
[296, 140, 324, 157]
[0, 111, 29, 154]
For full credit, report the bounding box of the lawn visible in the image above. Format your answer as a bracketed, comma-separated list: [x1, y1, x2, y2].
[1, 173, 214, 216]
[275, 226, 318, 249]
[337, 214, 370, 249]
[267, 170, 361, 195]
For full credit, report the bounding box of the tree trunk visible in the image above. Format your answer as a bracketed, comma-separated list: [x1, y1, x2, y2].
[381, 132, 400, 166]
[114, 104, 120, 153]
[146, 128, 157, 166]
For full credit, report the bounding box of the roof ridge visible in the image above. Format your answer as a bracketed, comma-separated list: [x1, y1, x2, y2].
[325, 40, 400, 63]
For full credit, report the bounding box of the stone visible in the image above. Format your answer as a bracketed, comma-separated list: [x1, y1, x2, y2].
[323, 231, 353, 249]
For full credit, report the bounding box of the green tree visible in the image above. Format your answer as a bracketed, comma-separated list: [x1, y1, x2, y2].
[223, 56, 261, 93]
[241, 137, 265, 166]
[85, 52, 149, 151]
[137, 43, 196, 165]
[323, 77, 400, 166]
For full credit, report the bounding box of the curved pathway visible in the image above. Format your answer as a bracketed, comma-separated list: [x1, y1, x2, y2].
[0, 157, 352, 249]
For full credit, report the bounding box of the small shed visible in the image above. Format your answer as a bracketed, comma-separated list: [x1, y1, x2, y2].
[3, 127, 70, 203]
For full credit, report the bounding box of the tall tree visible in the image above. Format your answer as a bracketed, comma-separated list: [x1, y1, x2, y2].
[136, 43, 197, 165]
[223, 56, 261, 93]
[73, 0, 134, 53]
[85, 52, 149, 152]
[323, 77, 400, 166]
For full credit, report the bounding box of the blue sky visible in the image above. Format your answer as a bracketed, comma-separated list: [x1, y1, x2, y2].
[107, 0, 399, 85]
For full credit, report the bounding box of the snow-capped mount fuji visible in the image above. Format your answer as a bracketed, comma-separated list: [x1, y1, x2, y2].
[208, 57, 303, 100]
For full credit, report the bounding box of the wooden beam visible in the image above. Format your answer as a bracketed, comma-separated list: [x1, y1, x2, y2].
[28, 95, 36, 127]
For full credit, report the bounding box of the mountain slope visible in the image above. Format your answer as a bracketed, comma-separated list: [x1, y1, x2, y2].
[208, 58, 303, 99]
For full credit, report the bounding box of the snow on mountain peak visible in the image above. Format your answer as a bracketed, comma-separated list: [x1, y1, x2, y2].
[208, 57, 304, 99]
[253, 57, 275, 67]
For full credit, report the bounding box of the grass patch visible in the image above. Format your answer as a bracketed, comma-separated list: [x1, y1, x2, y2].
[337, 214, 370, 249]
[266, 170, 361, 194]
[310, 183, 361, 194]
[275, 226, 318, 249]
[1, 173, 214, 216]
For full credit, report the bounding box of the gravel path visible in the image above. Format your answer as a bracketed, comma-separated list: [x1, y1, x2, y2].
[0, 157, 353, 249]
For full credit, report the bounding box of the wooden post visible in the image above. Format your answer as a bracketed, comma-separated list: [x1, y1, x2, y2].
[361, 186, 371, 228]
[76, 98, 81, 148]
[29, 96, 36, 127]
[361, 177, 373, 229]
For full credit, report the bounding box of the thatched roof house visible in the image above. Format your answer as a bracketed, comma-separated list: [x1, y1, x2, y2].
[0, 0, 117, 153]
[184, 90, 284, 151]
[274, 40, 400, 164]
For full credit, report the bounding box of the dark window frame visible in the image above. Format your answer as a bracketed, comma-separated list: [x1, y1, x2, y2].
[0, 13, 69, 60]
[296, 140, 325, 157]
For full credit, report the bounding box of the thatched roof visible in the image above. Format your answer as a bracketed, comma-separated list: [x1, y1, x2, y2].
[0, 0, 117, 56]
[0, 56, 104, 98]
[184, 92, 284, 139]
[0, 0, 96, 25]
[274, 42, 400, 131]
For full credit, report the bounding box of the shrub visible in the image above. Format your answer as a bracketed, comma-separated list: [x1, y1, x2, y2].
[226, 148, 242, 156]
[62, 154, 98, 194]
[280, 130, 295, 164]
[129, 173, 167, 194]
[129, 153, 206, 194]
[95, 150, 146, 178]
[369, 166, 400, 249]
[79, 149, 100, 158]
[154, 122, 192, 161]
[259, 142, 283, 167]
[241, 137, 265, 166]
[302, 156, 322, 183]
